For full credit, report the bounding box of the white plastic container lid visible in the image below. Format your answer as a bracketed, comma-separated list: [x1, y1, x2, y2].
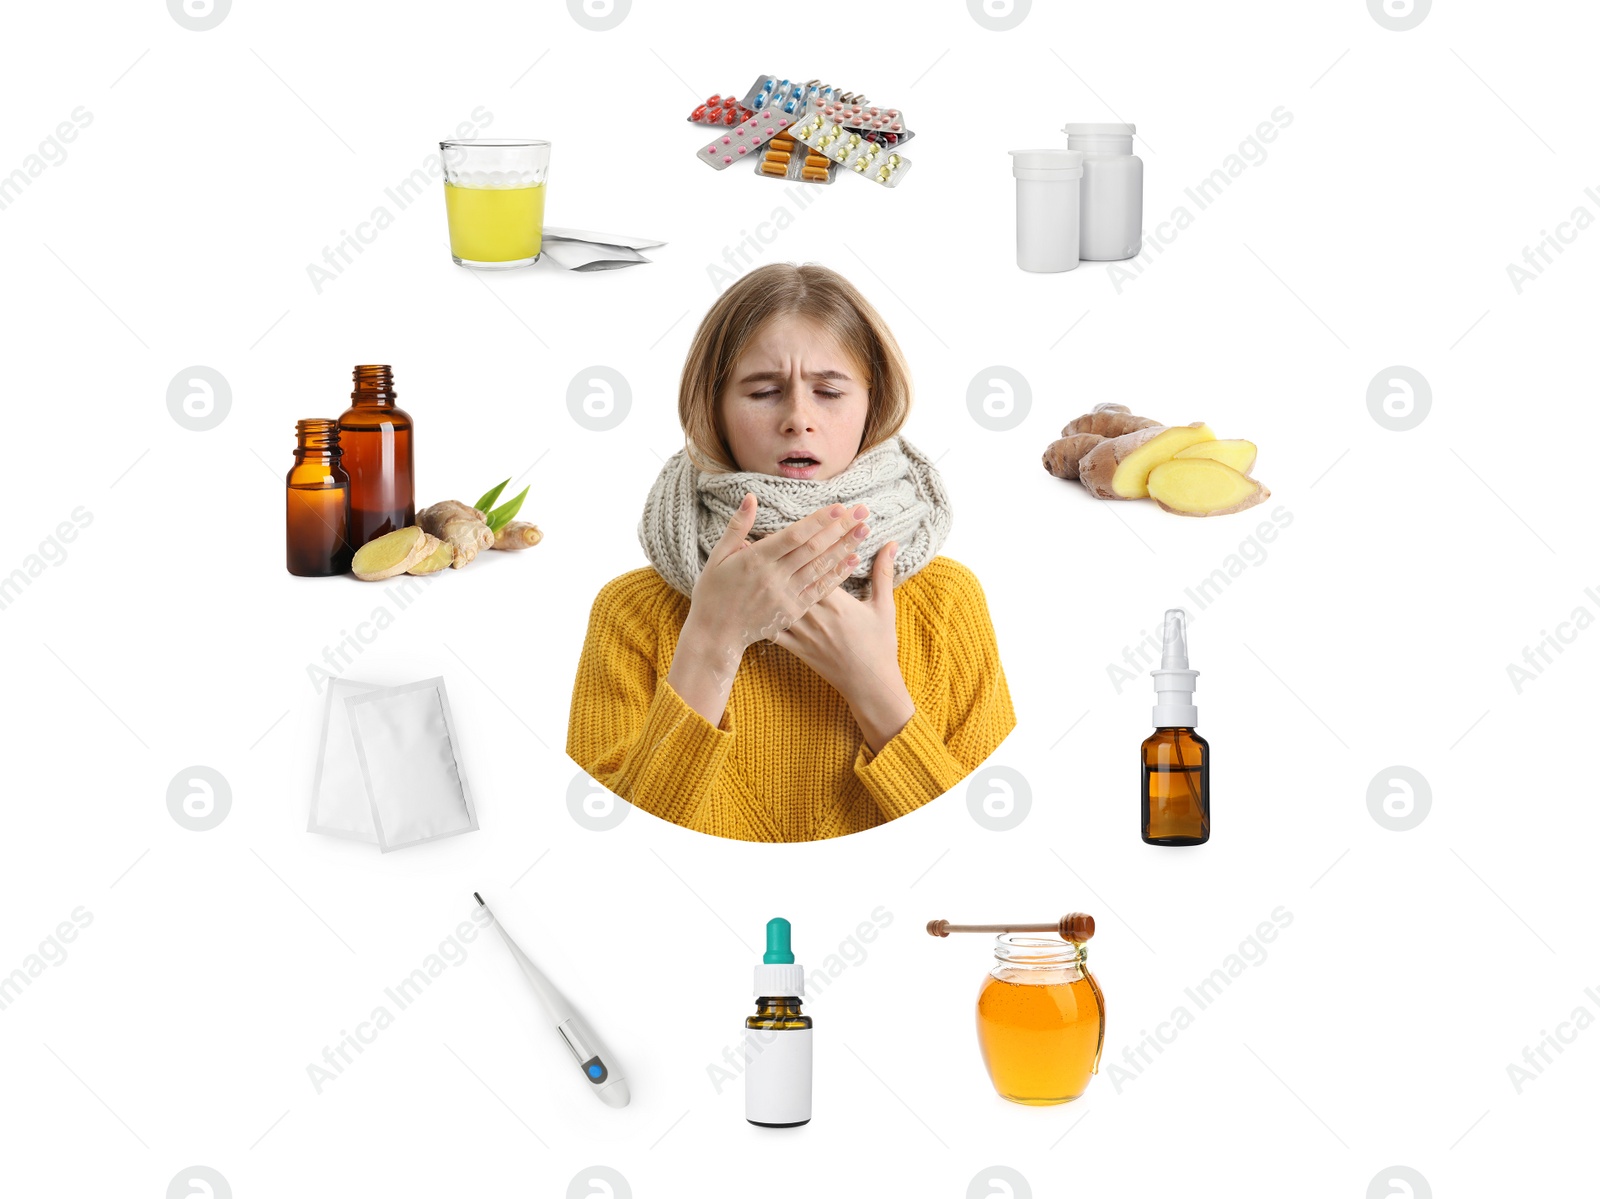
[755, 963, 805, 996]
[1063, 122, 1136, 136]
[1009, 148, 1083, 179]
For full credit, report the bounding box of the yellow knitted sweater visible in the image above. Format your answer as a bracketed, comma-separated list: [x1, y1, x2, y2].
[566, 556, 1015, 842]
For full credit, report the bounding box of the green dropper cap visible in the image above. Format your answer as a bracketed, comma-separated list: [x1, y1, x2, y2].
[763, 917, 794, 964]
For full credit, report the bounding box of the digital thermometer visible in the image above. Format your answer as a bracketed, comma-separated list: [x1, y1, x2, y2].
[474, 892, 630, 1109]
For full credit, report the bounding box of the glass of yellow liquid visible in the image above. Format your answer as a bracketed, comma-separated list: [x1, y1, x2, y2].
[440, 139, 551, 269]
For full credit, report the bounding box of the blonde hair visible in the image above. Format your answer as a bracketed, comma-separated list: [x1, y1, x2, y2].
[678, 263, 913, 472]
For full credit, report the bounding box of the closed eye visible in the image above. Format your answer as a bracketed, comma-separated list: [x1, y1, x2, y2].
[739, 369, 854, 393]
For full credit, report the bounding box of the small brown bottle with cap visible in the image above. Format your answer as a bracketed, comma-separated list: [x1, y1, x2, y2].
[1143, 609, 1209, 846]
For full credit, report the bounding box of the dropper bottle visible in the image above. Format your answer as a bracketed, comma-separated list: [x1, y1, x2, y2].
[743, 917, 812, 1128]
[1141, 609, 1210, 845]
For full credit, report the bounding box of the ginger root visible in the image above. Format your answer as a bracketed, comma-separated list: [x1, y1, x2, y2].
[1174, 439, 1257, 475]
[343, 481, 539, 578]
[1042, 433, 1105, 481]
[1080, 423, 1215, 500]
[419, 500, 495, 569]
[1043, 404, 1163, 481]
[352, 527, 435, 581]
[492, 522, 543, 551]
[1147, 457, 1270, 516]
[1045, 408, 1268, 517]
[1063, 403, 1162, 439]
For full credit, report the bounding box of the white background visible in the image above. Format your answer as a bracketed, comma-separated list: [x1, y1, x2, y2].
[3, 1, 1595, 1196]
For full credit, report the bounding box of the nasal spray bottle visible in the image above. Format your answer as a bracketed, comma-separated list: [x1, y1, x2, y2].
[1141, 609, 1210, 846]
[744, 918, 812, 1127]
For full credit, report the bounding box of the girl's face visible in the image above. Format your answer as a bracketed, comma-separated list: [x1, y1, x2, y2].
[717, 313, 870, 481]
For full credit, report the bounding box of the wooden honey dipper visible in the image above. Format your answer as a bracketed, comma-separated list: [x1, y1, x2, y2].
[926, 913, 1095, 942]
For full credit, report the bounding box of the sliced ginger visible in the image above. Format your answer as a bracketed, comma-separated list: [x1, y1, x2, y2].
[406, 538, 454, 575]
[1045, 406, 1268, 517]
[352, 527, 433, 581]
[340, 480, 541, 579]
[1147, 457, 1269, 517]
[1081, 422, 1215, 499]
[1173, 439, 1257, 475]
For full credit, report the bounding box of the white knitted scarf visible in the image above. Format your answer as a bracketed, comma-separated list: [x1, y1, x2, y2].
[639, 435, 953, 600]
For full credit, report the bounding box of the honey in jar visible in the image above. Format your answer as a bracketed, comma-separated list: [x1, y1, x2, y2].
[975, 933, 1105, 1105]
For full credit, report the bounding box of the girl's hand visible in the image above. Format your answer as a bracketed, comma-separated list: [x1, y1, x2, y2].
[668, 496, 868, 728]
[689, 495, 869, 652]
[774, 542, 915, 753]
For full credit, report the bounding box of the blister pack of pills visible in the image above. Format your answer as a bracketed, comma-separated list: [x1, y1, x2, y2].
[742, 76, 867, 119]
[811, 100, 913, 148]
[792, 110, 912, 187]
[688, 93, 755, 128]
[697, 108, 803, 169]
[754, 132, 836, 184]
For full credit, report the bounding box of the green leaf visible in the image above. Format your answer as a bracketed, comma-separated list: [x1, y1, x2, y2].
[472, 478, 510, 515]
[485, 486, 529, 533]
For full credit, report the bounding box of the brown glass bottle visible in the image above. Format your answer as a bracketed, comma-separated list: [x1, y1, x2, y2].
[337, 364, 414, 550]
[285, 419, 352, 577]
[1141, 727, 1209, 846]
[745, 997, 812, 1127]
[746, 996, 812, 1036]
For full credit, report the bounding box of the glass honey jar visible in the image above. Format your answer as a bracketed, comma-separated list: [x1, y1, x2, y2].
[975, 933, 1105, 1105]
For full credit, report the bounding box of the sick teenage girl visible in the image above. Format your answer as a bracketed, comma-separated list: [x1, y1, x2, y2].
[567, 263, 1014, 842]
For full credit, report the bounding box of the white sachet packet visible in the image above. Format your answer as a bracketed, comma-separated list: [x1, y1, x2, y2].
[347, 677, 478, 852]
[540, 239, 651, 272]
[308, 678, 385, 841]
[541, 225, 666, 250]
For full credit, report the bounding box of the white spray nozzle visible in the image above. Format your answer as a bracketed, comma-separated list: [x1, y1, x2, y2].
[1152, 609, 1199, 728]
[1160, 608, 1189, 669]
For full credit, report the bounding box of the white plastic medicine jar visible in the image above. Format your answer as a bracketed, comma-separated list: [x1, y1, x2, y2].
[1009, 148, 1083, 273]
[1064, 122, 1142, 262]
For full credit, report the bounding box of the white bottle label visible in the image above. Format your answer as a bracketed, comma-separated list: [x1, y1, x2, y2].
[743, 1025, 812, 1125]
